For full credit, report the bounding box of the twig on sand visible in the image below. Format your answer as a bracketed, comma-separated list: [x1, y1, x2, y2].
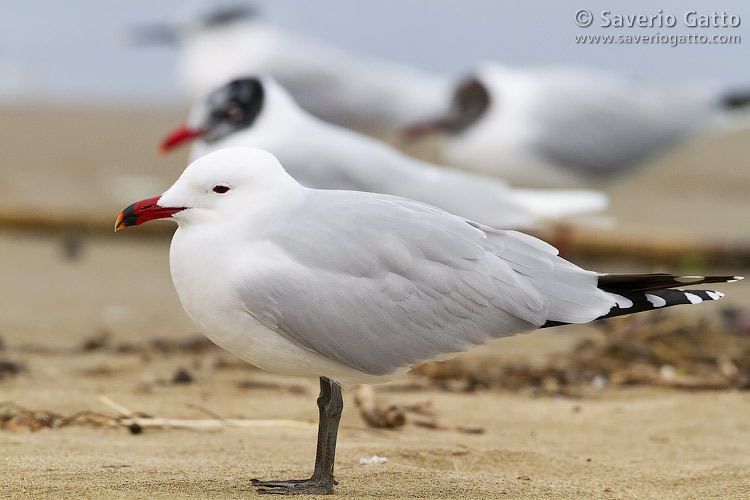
[98, 395, 136, 417]
[96, 396, 317, 432]
[411, 419, 485, 435]
[186, 403, 226, 421]
[0, 398, 317, 433]
[117, 417, 316, 431]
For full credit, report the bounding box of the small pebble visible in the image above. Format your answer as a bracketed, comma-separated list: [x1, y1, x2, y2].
[591, 374, 607, 389]
[171, 368, 194, 384]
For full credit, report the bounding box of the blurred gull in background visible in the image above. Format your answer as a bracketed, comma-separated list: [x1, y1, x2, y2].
[406, 62, 750, 188]
[130, 5, 451, 131]
[159, 76, 609, 230]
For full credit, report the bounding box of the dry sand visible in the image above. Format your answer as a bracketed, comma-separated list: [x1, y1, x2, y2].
[1, 105, 749, 499]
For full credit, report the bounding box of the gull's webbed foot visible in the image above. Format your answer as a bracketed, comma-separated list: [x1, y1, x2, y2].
[251, 476, 336, 495]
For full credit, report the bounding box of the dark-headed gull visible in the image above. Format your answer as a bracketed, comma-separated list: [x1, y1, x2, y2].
[406, 63, 750, 188]
[131, 6, 450, 131]
[159, 76, 608, 229]
[116, 147, 739, 495]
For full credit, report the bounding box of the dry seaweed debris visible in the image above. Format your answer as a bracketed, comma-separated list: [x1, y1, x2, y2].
[0, 402, 119, 432]
[353, 385, 483, 434]
[411, 310, 750, 395]
[354, 385, 407, 429]
[235, 379, 311, 395]
[16, 333, 220, 358]
[0, 359, 25, 380]
[81, 332, 218, 356]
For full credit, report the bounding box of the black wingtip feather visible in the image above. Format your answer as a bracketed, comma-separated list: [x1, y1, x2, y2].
[541, 288, 724, 328]
[600, 288, 722, 320]
[597, 273, 738, 293]
[541, 273, 740, 329]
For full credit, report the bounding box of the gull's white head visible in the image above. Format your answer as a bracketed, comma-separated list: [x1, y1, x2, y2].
[115, 148, 297, 230]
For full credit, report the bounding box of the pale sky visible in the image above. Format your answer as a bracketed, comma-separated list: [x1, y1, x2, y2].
[1, 0, 747, 105]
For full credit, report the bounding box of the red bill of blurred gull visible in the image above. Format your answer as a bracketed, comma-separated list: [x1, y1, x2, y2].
[115, 147, 741, 495]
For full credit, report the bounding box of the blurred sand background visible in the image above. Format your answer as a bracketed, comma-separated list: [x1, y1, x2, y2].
[0, 104, 749, 499]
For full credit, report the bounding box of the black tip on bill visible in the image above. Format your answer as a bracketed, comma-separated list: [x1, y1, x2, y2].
[115, 202, 139, 232]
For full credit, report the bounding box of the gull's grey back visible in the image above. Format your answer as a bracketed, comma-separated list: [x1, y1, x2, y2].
[238, 190, 612, 375]
[529, 74, 718, 176]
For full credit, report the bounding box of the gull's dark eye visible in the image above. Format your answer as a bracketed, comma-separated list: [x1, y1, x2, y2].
[213, 185, 230, 194]
[224, 103, 244, 122]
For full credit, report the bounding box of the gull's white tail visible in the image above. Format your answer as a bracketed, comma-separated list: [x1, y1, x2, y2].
[512, 189, 609, 219]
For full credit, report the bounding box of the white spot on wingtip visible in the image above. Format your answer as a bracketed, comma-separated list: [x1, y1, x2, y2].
[611, 294, 634, 309]
[706, 291, 724, 300]
[683, 292, 703, 304]
[645, 294, 667, 308]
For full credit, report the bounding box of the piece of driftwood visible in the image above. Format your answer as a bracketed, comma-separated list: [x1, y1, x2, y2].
[0, 204, 170, 236]
[353, 386, 484, 433]
[3, 203, 750, 264]
[531, 225, 750, 266]
[354, 385, 406, 429]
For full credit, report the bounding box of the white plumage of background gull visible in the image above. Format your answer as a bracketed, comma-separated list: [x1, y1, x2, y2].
[115, 147, 740, 495]
[158, 75, 608, 230]
[130, 5, 451, 131]
[406, 62, 750, 189]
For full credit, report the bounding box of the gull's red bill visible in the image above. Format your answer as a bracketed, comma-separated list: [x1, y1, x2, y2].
[115, 196, 185, 231]
[159, 126, 205, 154]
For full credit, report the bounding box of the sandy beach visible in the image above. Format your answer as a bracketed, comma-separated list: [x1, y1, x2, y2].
[1, 105, 749, 499]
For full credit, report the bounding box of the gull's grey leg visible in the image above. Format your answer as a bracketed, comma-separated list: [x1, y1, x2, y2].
[251, 377, 343, 495]
[320, 380, 343, 480]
